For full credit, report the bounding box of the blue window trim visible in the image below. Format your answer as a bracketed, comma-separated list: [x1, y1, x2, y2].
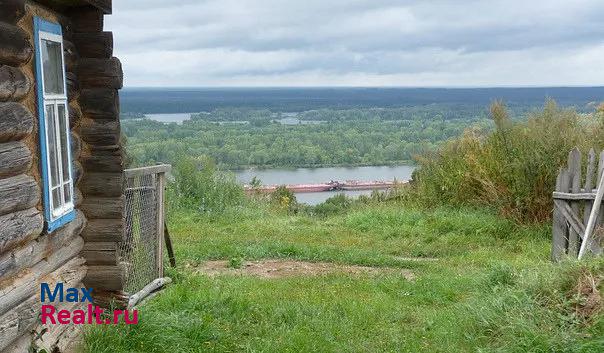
[34, 17, 76, 233]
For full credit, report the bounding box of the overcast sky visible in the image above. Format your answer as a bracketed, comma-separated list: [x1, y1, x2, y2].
[105, 0, 604, 87]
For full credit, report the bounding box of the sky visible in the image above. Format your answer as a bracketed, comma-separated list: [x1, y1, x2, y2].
[105, 0, 604, 87]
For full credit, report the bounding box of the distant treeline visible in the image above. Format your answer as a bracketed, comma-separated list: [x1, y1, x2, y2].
[120, 87, 604, 114]
[123, 106, 491, 169]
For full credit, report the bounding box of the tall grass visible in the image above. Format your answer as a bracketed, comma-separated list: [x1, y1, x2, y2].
[412, 100, 604, 223]
[168, 156, 244, 214]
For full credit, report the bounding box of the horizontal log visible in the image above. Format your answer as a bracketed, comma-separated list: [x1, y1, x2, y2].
[80, 172, 123, 196]
[73, 31, 113, 58]
[63, 39, 79, 72]
[0, 102, 34, 142]
[0, 64, 30, 101]
[81, 218, 123, 242]
[82, 247, 118, 265]
[79, 88, 119, 120]
[82, 154, 123, 172]
[0, 260, 86, 352]
[128, 277, 171, 309]
[69, 103, 82, 128]
[0, 174, 38, 216]
[80, 196, 124, 219]
[0, 0, 26, 24]
[0, 207, 43, 254]
[552, 191, 597, 200]
[90, 143, 122, 156]
[66, 71, 80, 101]
[78, 57, 123, 89]
[0, 22, 33, 66]
[80, 119, 120, 145]
[0, 211, 85, 279]
[0, 140, 31, 177]
[0, 241, 85, 317]
[84, 265, 123, 291]
[68, 6, 104, 32]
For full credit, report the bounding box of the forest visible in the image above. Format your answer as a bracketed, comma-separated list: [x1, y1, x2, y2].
[122, 107, 491, 169]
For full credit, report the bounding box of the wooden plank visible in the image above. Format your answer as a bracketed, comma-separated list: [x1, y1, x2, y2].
[78, 57, 123, 88]
[553, 192, 596, 200]
[164, 222, 176, 267]
[81, 218, 122, 242]
[79, 172, 123, 196]
[0, 102, 34, 142]
[0, 211, 85, 279]
[554, 199, 586, 236]
[0, 0, 27, 24]
[73, 31, 113, 58]
[0, 22, 33, 66]
[0, 141, 31, 178]
[579, 153, 604, 259]
[583, 149, 596, 225]
[80, 196, 123, 219]
[0, 207, 43, 254]
[0, 174, 38, 216]
[124, 164, 172, 178]
[552, 169, 569, 261]
[567, 148, 582, 256]
[82, 248, 118, 265]
[0, 64, 30, 101]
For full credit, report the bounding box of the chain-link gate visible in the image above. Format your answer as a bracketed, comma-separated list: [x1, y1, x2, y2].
[120, 165, 170, 294]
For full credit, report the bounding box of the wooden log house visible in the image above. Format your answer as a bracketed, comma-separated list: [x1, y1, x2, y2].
[0, 0, 125, 351]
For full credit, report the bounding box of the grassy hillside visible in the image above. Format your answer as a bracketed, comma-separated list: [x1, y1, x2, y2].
[84, 203, 603, 353]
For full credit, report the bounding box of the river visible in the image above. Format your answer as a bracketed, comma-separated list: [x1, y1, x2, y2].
[235, 165, 415, 205]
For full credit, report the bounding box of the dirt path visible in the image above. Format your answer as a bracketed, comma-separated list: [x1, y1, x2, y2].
[193, 259, 415, 280]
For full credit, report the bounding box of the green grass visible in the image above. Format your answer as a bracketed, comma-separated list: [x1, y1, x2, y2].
[84, 203, 603, 353]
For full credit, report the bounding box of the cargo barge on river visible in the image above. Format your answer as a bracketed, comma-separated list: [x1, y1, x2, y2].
[245, 180, 408, 193]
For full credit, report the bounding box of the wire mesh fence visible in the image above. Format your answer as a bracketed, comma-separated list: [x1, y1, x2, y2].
[120, 165, 170, 294]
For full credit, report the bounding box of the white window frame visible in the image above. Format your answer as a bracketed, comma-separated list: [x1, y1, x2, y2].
[35, 18, 75, 231]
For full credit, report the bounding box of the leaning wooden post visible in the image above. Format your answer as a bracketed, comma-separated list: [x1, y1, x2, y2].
[579, 167, 604, 259]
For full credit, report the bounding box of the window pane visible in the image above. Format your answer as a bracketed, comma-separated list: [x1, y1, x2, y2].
[45, 104, 60, 188]
[41, 39, 64, 95]
[57, 104, 70, 183]
[52, 187, 61, 210]
[63, 183, 72, 204]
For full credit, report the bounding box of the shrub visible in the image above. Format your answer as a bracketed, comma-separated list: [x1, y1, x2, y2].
[270, 185, 298, 213]
[169, 155, 244, 213]
[313, 193, 353, 216]
[412, 100, 604, 223]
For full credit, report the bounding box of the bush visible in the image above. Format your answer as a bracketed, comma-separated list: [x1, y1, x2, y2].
[412, 100, 604, 223]
[270, 185, 298, 213]
[169, 156, 244, 213]
[313, 193, 353, 216]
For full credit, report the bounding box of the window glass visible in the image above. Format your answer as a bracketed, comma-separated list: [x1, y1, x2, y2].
[41, 39, 64, 95]
[45, 104, 60, 188]
[58, 104, 70, 184]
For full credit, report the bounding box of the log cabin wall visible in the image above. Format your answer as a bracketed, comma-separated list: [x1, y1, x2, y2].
[0, 0, 124, 351]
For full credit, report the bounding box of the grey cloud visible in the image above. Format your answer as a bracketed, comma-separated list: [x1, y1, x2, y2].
[105, 0, 604, 86]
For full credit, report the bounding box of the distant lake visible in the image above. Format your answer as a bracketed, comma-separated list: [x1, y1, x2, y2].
[144, 113, 323, 125]
[235, 165, 415, 205]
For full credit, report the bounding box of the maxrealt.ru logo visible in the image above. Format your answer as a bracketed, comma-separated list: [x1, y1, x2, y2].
[40, 283, 138, 325]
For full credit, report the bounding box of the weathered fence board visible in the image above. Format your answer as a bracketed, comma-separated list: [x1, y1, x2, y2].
[552, 148, 604, 261]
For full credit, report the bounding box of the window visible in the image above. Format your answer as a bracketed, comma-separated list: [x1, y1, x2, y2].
[34, 17, 75, 232]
